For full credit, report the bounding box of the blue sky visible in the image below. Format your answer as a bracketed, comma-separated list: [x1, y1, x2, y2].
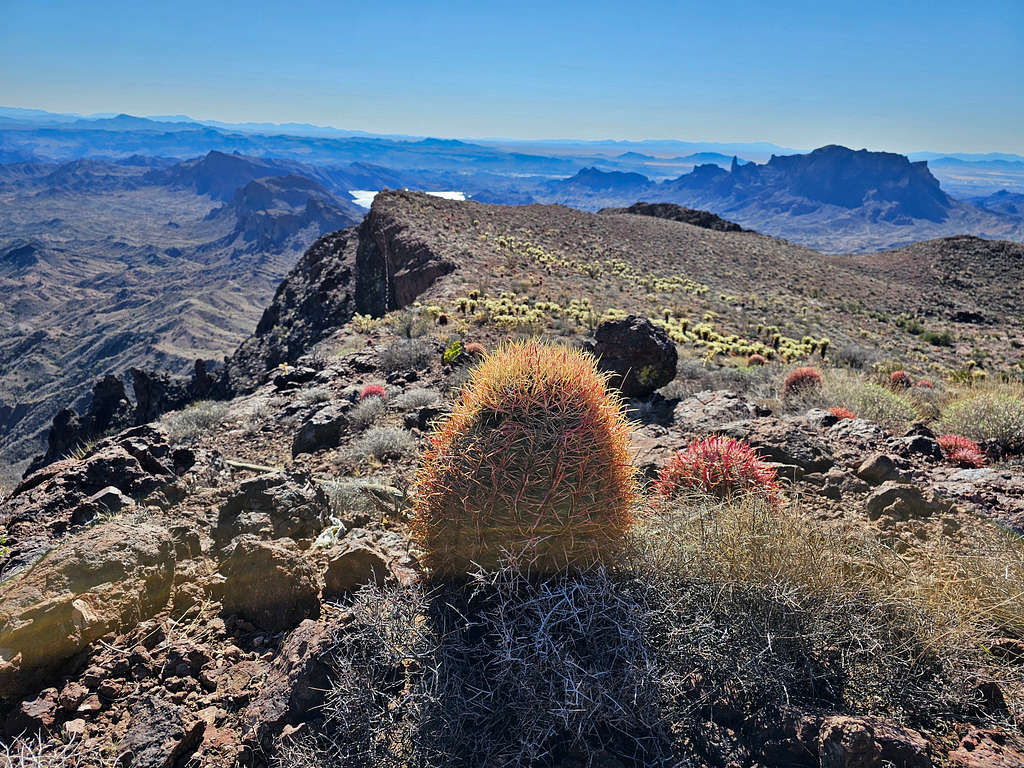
[2, 0, 1021, 153]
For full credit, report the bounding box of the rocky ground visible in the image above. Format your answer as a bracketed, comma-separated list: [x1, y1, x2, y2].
[1, 192, 1023, 766]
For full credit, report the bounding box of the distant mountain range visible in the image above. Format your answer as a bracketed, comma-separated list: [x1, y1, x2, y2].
[0, 152, 363, 477]
[3, 111, 1024, 477]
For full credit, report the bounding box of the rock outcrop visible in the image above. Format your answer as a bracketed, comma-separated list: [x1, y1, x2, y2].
[0, 519, 176, 702]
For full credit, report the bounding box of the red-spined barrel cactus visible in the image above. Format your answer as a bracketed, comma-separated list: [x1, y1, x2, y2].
[411, 340, 637, 576]
[782, 366, 823, 397]
[828, 407, 856, 421]
[936, 434, 986, 468]
[655, 435, 782, 508]
[360, 384, 386, 401]
[889, 370, 912, 390]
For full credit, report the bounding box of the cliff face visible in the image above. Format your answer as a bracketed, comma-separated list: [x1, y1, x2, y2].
[226, 191, 456, 393]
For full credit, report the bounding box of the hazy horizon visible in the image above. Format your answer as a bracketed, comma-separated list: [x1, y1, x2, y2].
[3, 0, 1022, 155]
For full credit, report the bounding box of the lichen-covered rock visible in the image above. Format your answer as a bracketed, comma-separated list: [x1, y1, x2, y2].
[594, 315, 677, 397]
[0, 519, 175, 702]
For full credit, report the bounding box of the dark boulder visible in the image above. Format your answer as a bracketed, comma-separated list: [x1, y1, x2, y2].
[594, 315, 677, 397]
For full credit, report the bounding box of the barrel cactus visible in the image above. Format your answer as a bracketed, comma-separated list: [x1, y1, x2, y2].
[411, 340, 637, 576]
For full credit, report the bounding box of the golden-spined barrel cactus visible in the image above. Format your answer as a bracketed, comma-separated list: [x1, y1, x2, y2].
[411, 340, 637, 576]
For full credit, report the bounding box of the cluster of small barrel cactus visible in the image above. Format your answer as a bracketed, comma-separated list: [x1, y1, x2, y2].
[936, 434, 986, 468]
[410, 340, 637, 575]
[654, 435, 782, 508]
[828, 407, 856, 421]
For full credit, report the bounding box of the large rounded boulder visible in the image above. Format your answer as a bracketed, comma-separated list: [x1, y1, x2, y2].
[594, 315, 677, 397]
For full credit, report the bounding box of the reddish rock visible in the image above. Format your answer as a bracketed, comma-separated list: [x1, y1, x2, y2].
[949, 727, 1024, 768]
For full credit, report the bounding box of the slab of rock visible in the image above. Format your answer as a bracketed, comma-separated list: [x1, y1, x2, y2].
[323, 542, 390, 599]
[818, 716, 930, 768]
[594, 315, 677, 397]
[273, 365, 317, 390]
[0, 519, 175, 702]
[948, 727, 1024, 768]
[3, 425, 180, 574]
[214, 471, 329, 548]
[865, 481, 954, 522]
[673, 390, 767, 433]
[716, 417, 834, 476]
[243, 619, 336, 751]
[219, 536, 320, 632]
[291, 403, 349, 456]
[805, 408, 840, 429]
[118, 695, 204, 768]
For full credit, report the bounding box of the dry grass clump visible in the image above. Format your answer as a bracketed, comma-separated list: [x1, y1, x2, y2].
[294, 385, 331, 407]
[782, 369, 918, 432]
[350, 427, 416, 461]
[392, 387, 441, 410]
[411, 340, 637, 576]
[348, 397, 385, 430]
[159, 400, 231, 443]
[378, 338, 434, 372]
[937, 383, 1024, 454]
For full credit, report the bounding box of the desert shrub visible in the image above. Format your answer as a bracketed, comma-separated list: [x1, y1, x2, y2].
[781, 366, 823, 397]
[1, 734, 96, 767]
[351, 427, 415, 460]
[378, 339, 434, 372]
[349, 397, 385, 430]
[655, 436, 781, 508]
[833, 343, 877, 369]
[278, 496, 1024, 768]
[921, 329, 954, 347]
[937, 387, 1024, 454]
[295, 385, 331, 407]
[159, 400, 231, 443]
[819, 370, 918, 432]
[393, 387, 440, 410]
[411, 340, 637, 576]
[388, 308, 433, 339]
[442, 339, 464, 365]
[889, 370, 912, 390]
[359, 383, 387, 401]
[828, 406, 855, 420]
[276, 566, 668, 768]
[936, 434, 986, 468]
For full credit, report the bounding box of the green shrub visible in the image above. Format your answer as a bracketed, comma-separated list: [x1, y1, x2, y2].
[820, 371, 918, 432]
[920, 330, 954, 347]
[937, 387, 1024, 453]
